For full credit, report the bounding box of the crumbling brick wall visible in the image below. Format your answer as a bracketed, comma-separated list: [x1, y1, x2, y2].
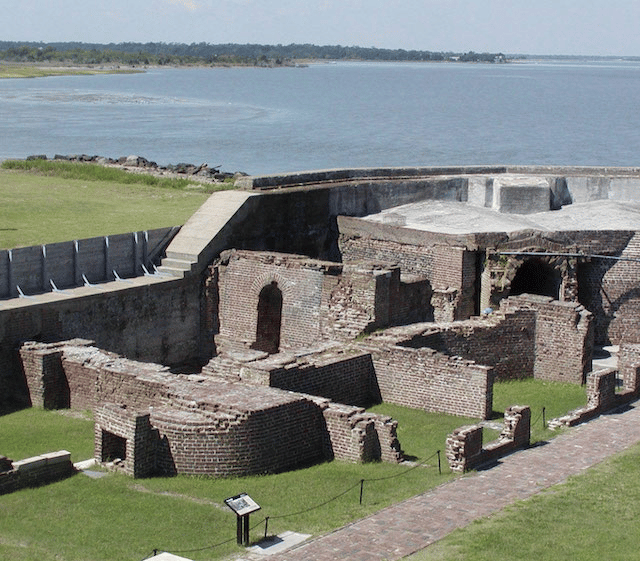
[446, 405, 531, 472]
[409, 295, 592, 383]
[321, 402, 402, 463]
[402, 309, 537, 381]
[338, 233, 477, 321]
[618, 343, 640, 393]
[20, 341, 402, 478]
[215, 250, 420, 351]
[501, 295, 593, 383]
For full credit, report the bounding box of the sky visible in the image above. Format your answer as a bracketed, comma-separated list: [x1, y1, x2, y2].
[2, 0, 640, 57]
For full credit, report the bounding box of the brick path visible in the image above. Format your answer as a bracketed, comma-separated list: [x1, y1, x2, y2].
[257, 400, 640, 561]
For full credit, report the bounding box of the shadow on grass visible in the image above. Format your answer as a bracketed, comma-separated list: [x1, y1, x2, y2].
[0, 404, 29, 417]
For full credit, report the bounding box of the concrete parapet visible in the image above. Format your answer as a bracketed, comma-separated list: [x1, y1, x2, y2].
[0, 450, 74, 495]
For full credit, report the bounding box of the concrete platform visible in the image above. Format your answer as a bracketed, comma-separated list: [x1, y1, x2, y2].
[363, 199, 640, 234]
[244, 532, 312, 557]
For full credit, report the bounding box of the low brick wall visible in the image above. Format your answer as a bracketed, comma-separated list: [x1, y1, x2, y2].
[364, 342, 494, 419]
[22, 341, 402, 478]
[321, 401, 402, 463]
[549, 367, 639, 429]
[446, 406, 531, 473]
[205, 348, 379, 407]
[0, 450, 74, 495]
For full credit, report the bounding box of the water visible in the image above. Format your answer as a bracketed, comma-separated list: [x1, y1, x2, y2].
[1, 60, 639, 175]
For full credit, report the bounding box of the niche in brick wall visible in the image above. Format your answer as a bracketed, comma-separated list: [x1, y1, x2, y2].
[252, 281, 283, 354]
[101, 430, 127, 463]
[510, 258, 560, 299]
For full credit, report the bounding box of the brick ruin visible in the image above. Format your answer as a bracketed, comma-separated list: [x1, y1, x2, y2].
[3, 166, 640, 477]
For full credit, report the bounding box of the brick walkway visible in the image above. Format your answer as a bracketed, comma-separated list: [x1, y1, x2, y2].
[254, 400, 640, 561]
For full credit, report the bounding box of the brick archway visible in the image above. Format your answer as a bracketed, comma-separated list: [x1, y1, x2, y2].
[510, 258, 561, 299]
[482, 248, 579, 310]
[251, 281, 283, 354]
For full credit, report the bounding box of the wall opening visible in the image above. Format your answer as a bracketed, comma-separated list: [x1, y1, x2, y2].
[510, 258, 560, 299]
[101, 430, 127, 462]
[252, 281, 283, 354]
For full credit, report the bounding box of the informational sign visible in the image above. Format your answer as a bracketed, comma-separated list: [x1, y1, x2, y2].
[225, 493, 261, 517]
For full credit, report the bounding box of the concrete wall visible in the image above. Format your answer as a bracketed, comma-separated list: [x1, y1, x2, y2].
[0, 227, 178, 299]
[1, 275, 202, 406]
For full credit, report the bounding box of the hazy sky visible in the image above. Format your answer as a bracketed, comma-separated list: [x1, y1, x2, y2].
[3, 0, 640, 56]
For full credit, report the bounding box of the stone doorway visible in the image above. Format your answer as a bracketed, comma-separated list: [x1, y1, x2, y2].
[510, 258, 561, 299]
[252, 281, 283, 354]
[101, 430, 127, 463]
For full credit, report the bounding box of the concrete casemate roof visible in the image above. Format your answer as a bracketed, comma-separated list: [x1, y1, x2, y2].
[362, 200, 640, 235]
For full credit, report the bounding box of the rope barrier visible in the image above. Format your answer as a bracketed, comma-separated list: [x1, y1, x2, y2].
[267, 480, 361, 520]
[149, 449, 446, 557]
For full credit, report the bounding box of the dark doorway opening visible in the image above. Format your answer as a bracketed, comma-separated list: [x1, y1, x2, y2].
[252, 281, 283, 354]
[510, 258, 560, 299]
[101, 430, 126, 462]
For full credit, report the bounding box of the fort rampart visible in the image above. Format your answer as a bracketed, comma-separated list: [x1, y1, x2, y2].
[3, 165, 640, 478]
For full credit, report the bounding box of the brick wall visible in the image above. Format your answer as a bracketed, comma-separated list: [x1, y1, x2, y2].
[619, 344, 640, 393]
[364, 343, 494, 419]
[339, 235, 477, 321]
[306, 399, 402, 464]
[404, 309, 537, 381]
[501, 295, 593, 383]
[446, 406, 531, 472]
[20, 341, 402, 478]
[1, 275, 202, 405]
[577, 233, 640, 345]
[216, 250, 417, 350]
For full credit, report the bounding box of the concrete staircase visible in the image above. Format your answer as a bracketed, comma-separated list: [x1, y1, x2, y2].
[157, 190, 256, 277]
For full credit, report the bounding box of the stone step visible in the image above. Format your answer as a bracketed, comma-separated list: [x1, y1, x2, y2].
[154, 265, 187, 278]
[160, 257, 197, 272]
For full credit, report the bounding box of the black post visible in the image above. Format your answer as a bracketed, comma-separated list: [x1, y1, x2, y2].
[542, 406, 546, 429]
[236, 516, 243, 545]
[243, 514, 250, 546]
[437, 450, 442, 475]
[359, 479, 365, 505]
[264, 516, 270, 539]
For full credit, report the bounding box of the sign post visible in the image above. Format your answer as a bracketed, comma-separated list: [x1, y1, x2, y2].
[224, 493, 261, 546]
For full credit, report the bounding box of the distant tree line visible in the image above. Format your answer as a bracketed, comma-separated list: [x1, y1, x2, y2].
[0, 41, 508, 66]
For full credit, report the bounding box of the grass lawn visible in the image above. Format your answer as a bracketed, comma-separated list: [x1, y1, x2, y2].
[0, 163, 215, 249]
[406, 440, 640, 561]
[0, 64, 141, 79]
[0, 379, 587, 561]
[0, 404, 465, 561]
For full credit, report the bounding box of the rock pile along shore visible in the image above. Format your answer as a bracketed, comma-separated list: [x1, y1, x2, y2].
[26, 153, 246, 182]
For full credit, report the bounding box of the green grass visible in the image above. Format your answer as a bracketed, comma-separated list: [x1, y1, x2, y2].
[406, 440, 640, 561]
[0, 408, 94, 462]
[0, 162, 221, 249]
[0, 404, 468, 561]
[0, 65, 141, 79]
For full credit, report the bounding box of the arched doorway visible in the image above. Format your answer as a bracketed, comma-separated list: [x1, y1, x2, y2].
[252, 281, 283, 354]
[510, 258, 560, 299]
